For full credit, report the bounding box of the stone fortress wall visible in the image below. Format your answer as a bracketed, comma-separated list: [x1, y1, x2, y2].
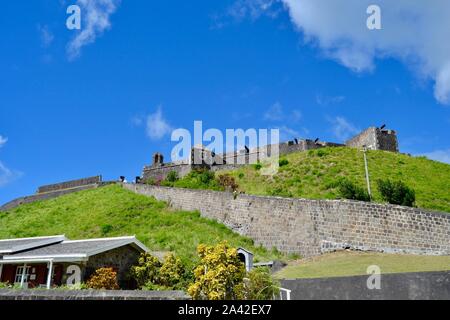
[0, 176, 104, 212]
[142, 125, 397, 183]
[37, 176, 102, 194]
[124, 184, 450, 258]
[346, 127, 398, 152]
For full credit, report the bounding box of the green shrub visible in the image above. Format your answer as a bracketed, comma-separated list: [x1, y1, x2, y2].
[235, 267, 280, 300]
[131, 253, 162, 288]
[238, 172, 245, 179]
[253, 163, 262, 171]
[166, 171, 179, 183]
[376, 179, 415, 207]
[0, 282, 11, 289]
[267, 187, 293, 198]
[160, 180, 174, 187]
[316, 149, 328, 157]
[279, 159, 289, 167]
[217, 174, 239, 192]
[174, 169, 222, 190]
[337, 179, 370, 202]
[131, 252, 191, 290]
[159, 253, 191, 290]
[101, 224, 113, 235]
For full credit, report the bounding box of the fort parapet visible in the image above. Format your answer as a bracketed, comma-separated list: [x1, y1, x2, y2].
[37, 175, 102, 194]
[142, 126, 398, 183]
[346, 127, 398, 152]
[1, 176, 104, 211]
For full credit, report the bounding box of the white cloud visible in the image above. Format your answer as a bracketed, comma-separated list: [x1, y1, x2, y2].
[0, 162, 22, 187]
[269, 125, 309, 142]
[66, 0, 121, 60]
[145, 106, 173, 140]
[291, 109, 302, 122]
[0, 135, 7, 148]
[263, 102, 302, 122]
[316, 94, 345, 106]
[228, 0, 281, 21]
[328, 116, 359, 141]
[421, 149, 450, 164]
[38, 25, 54, 47]
[264, 102, 284, 121]
[234, 0, 450, 105]
[279, 0, 450, 105]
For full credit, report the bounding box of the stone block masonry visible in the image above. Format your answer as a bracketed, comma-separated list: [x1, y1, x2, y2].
[124, 184, 450, 258]
[0, 289, 190, 300]
[346, 127, 398, 152]
[37, 175, 102, 194]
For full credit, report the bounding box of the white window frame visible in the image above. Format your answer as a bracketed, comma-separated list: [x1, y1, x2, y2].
[14, 266, 30, 285]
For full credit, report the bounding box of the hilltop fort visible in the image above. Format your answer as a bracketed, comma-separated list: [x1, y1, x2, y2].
[142, 126, 398, 183]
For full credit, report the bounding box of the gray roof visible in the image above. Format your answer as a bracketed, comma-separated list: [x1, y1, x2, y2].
[0, 236, 149, 263]
[0, 235, 66, 254]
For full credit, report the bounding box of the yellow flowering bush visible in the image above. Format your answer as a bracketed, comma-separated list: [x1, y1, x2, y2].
[159, 253, 187, 289]
[188, 241, 246, 300]
[86, 267, 119, 290]
[131, 252, 189, 290]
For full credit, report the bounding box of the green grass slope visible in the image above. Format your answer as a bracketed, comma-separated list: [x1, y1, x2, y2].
[218, 147, 450, 213]
[0, 184, 281, 266]
[275, 251, 450, 279]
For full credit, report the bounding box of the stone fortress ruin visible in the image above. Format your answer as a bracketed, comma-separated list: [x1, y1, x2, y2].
[142, 125, 399, 183]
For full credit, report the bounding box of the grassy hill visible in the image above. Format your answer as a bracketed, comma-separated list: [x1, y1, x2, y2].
[1, 179, 448, 279]
[217, 147, 450, 213]
[0, 184, 281, 266]
[275, 251, 450, 279]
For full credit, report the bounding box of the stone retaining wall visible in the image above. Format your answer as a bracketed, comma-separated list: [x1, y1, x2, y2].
[0, 289, 190, 300]
[280, 271, 450, 300]
[124, 184, 450, 258]
[37, 175, 102, 194]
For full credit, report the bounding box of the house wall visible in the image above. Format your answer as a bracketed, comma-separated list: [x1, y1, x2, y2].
[83, 245, 141, 288]
[0, 265, 16, 284]
[0, 264, 50, 288]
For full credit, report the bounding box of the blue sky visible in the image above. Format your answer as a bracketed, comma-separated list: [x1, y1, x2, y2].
[1, 0, 449, 204]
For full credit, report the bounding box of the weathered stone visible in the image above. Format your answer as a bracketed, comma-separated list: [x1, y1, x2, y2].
[124, 184, 450, 258]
